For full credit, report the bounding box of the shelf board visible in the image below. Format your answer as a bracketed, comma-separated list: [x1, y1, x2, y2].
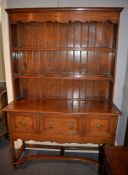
[13, 73, 114, 82]
[12, 47, 115, 52]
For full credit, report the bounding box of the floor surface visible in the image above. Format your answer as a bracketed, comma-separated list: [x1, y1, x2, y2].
[0, 136, 98, 175]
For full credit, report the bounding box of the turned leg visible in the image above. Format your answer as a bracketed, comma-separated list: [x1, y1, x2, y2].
[9, 140, 16, 168]
[98, 144, 105, 175]
[22, 140, 25, 150]
[60, 148, 65, 156]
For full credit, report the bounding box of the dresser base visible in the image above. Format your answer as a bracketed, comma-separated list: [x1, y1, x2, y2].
[10, 140, 99, 167]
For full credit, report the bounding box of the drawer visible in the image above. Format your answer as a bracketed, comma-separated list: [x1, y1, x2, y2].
[85, 116, 116, 136]
[86, 118, 110, 134]
[83, 115, 117, 142]
[9, 113, 36, 133]
[40, 114, 82, 137]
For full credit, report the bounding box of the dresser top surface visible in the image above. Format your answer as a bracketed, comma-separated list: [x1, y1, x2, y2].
[4, 99, 120, 115]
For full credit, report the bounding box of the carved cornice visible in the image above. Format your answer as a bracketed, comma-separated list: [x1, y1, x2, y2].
[6, 8, 123, 24]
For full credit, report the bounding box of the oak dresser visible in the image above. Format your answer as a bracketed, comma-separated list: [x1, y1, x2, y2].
[4, 7, 122, 166]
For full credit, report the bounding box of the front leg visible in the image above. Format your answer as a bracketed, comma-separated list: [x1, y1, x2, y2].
[98, 144, 105, 175]
[9, 140, 16, 168]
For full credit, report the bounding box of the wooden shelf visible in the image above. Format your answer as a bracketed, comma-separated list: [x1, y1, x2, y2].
[13, 73, 114, 82]
[12, 47, 115, 52]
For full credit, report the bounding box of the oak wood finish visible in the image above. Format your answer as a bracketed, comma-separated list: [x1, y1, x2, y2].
[6, 8, 122, 24]
[102, 146, 128, 175]
[5, 7, 122, 166]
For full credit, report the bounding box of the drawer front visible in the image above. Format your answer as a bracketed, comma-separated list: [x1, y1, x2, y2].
[87, 118, 110, 134]
[9, 113, 36, 133]
[83, 115, 117, 143]
[7, 112, 118, 144]
[40, 114, 82, 137]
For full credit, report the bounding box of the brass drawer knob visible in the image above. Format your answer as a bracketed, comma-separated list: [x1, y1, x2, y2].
[49, 121, 53, 128]
[19, 121, 26, 126]
[96, 124, 102, 130]
[69, 122, 73, 129]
